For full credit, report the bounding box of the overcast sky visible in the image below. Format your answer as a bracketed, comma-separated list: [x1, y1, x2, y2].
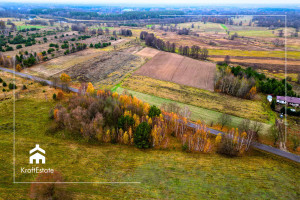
[1, 0, 300, 5]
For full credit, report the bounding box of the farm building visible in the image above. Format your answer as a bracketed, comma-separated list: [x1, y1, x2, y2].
[276, 96, 300, 107]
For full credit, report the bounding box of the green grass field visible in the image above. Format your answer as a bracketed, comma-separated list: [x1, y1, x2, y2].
[177, 22, 225, 33]
[0, 96, 299, 199]
[230, 30, 275, 37]
[220, 24, 228, 30]
[17, 25, 46, 30]
[208, 49, 300, 59]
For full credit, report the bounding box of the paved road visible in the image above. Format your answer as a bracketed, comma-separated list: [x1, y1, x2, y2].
[0, 67, 79, 93]
[1, 67, 299, 163]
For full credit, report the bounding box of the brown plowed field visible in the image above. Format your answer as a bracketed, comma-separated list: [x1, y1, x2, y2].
[135, 47, 160, 58]
[135, 51, 216, 91]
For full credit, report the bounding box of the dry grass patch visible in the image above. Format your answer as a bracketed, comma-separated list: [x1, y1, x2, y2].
[122, 75, 271, 123]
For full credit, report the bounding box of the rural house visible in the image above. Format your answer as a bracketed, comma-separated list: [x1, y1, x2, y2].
[276, 96, 300, 107]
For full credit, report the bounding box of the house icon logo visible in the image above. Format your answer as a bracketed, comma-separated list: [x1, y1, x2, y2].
[29, 144, 45, 164]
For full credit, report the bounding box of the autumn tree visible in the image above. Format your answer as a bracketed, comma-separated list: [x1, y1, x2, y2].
[248, 86, 257, 99]
[86, 82, 95, 95]
[57, 91, 64, 100]
[59, 73, 71, 91]
[60, 73, 71, 83]
[16, 64, 22, 72]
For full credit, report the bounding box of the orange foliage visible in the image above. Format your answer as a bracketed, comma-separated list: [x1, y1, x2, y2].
[60, 73, 71, 83]
[57, 91, 64, 100]
[97, 89, 105, 97]
[86, 82, 95, 94]
[248, 86, 257, 99]
[54, 109, 59, 120]
[16, 64, 22, 72]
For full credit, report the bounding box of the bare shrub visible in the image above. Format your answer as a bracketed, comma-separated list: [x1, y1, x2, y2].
[29, 171, 72, 200]
[219, 113, 232, 129]
[217, 136, 239, 157]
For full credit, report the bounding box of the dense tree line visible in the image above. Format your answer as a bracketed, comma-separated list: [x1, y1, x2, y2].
[27, 20, 48, 26]
[141, 31, 208, 60]
[178, 45, 208, 60]
[92, 42, 111, 49]
[141, 31, 176, 53]
[8, 35, 36, 45]
[119, 29, 132, 36]
[215, 64, 299, 99]
[214, 66, 257, 99]
[231, 65, 298, 97]
[97, 11, 184, 20]
[28, 9, 184, 20]
[253, 14, 300, 29]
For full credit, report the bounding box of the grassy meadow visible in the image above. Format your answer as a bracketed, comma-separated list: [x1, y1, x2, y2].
[177, 22, 226, 33]
[121, 75, 274, 124]
[17, 25, 47, 30]
[0, 92, 299, 199]
[115, 87, 271, 133]
[220, 24, 228, 30]
[208, 49, 300, 59]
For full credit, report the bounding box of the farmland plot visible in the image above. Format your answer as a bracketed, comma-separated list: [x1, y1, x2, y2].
[135, 50, 216, 91]
[62, 46, 145, 87]
[135, 47, 160, 58]
[24, 48, 106, 78]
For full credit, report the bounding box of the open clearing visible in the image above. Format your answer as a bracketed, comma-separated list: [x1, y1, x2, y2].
[121, 75, 273, 124]
[135, 50, 216, 91]
[0, 89, 299, 199]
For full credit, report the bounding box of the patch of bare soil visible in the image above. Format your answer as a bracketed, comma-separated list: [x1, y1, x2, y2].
[135, 47, 160, 58]
[135, 51, 216, 91]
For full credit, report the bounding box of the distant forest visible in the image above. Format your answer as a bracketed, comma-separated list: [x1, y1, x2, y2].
[0, 3, 300, 28]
